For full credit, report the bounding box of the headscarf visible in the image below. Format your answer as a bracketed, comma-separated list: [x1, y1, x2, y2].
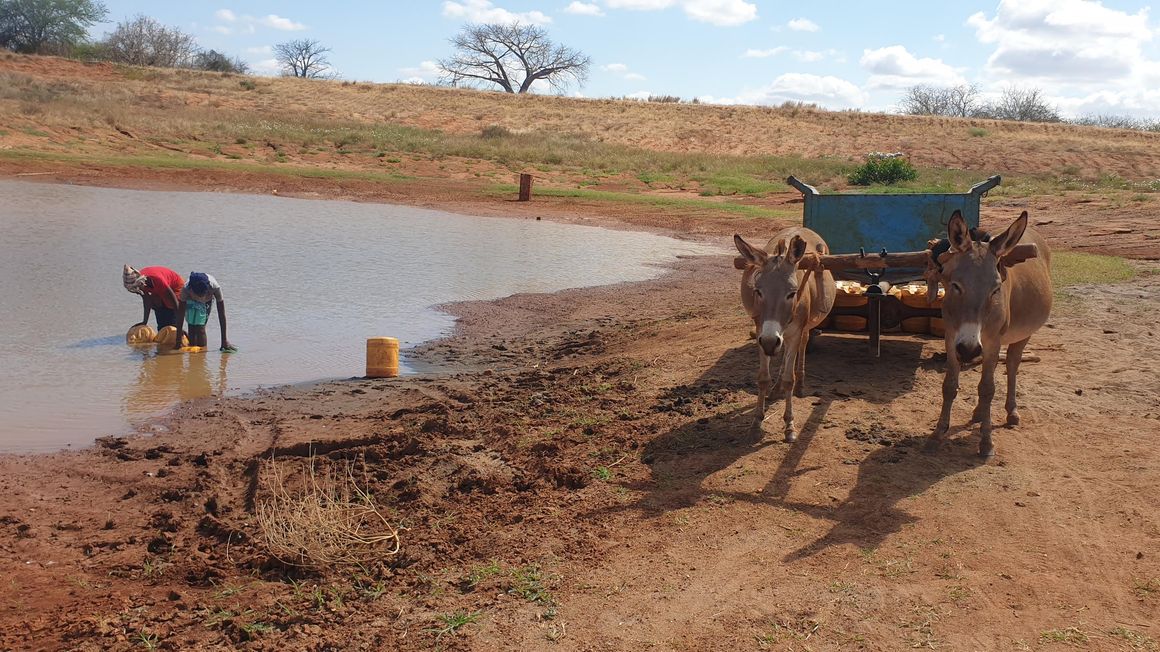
[188, 271, 211, 295]
[123, 264, 148, 294]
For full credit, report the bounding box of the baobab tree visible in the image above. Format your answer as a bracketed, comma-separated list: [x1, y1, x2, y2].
[273, 38, 334, 79]
[438, 23, 590, 94]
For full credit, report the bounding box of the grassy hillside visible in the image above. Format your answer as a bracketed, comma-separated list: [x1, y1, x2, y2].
[2, 53, 1158, 208]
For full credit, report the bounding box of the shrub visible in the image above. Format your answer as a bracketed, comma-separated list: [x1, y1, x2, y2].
[238, 79, 256, 91]
[968, 127, 987, 137]
[480, 124, 511, 139]
[847, 154, 918, 186]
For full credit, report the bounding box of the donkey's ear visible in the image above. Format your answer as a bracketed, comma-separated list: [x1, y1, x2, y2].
[947, 210, 972, 252]
[786, 235, 809, 265]
[734, 234, 769, 266]
[989, 211, 1029, 259]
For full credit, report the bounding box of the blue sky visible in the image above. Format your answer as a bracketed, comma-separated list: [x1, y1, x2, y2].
[92, 1, 1160, 117]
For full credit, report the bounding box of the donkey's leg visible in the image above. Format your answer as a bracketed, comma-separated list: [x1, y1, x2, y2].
[930, 338, 960, 447]
[1004, 337, 1030, 427]
[753, 347, 771, 430]
[793, 328, 810, 398]
[780, 327, 804, 442]
[975, 344, 1002, 457]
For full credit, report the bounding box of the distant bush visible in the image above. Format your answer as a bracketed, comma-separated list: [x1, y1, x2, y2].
[647, 94, 681, 103]
[238, 79, 256, 91]
[1070, 114, 1160, 132]
[968, 127, 987, 137]
[848, 153, 918, 186]
[480, 125, 511, 139]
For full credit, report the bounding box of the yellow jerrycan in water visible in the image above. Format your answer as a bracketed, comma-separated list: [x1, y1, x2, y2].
[366, 337, 400, 378]
[126, 324, 157, 345]
[153, 326, 189, 348]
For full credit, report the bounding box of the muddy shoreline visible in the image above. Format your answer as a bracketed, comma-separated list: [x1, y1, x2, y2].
[2, 173, 1159, 651]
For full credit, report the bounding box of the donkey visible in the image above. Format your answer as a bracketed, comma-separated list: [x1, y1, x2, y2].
[931, 209, 1052, 457]
[734, 228, 836, 442]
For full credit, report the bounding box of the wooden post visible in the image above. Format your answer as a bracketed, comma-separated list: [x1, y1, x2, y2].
[518, 173, 534, 201]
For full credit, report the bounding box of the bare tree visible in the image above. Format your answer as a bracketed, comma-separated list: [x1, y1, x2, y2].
[194, 49, 248, 74]
[982, 87, 1061, 123]
[273, 39, 334, 79]
[438, 23, 590, 94]
[899, 83, 979, 117]
[100, 15, 197, 68]
[0, 0, 107, 54]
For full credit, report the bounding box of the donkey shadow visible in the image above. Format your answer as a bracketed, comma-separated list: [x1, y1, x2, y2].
[627, 331, 981, 559]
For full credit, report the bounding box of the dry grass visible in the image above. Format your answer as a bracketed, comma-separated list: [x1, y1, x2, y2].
[3, 54, 1160, 191]
[255, 456, 401, 569]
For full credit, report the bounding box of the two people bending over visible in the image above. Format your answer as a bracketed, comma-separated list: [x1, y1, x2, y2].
[123, 265, 236, 352]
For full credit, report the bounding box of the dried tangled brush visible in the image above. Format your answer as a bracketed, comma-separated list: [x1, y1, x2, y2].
[255, 456, 401, 569]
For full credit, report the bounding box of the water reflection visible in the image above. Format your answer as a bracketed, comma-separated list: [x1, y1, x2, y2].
[122, 348, 230, 420]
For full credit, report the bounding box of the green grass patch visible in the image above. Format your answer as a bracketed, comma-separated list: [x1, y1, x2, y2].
[0, 149, 414, 184]
[488, 183, 797, 220]
[968, 127, 988, 137]
[1052, 252, 1135, 289]
[22, 128, 50, 137]
[430, 610, 481, 639]
[693, 172, 782, 196]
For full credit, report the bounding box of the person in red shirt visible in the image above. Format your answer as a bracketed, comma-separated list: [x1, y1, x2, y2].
[123, 265, 185, 330]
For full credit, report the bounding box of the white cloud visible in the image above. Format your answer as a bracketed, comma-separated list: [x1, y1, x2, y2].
[967, 0, 1152, 83]
[706, 73, 866, 109]
[399, 60, 442, 83]
[742, 47, 788, 58]
[933, 34, 945, 43]
[245, 45, 272, 55]
[605, 0, 674, 8]
[260, 14, 307, 31]
[442, 0, 552, 25]
[564, 1, 604, 16]
[625, 90, 653, 100]
[682, 0, 758, 26]
[793, 50, 825, 62]
[860, 45, 966, 89]
[210, 11, 304, 35]
[604, 0, 756, 26]
[252, 58, 280, 74]
[602, 62, 647, 81]
[786, 17, 819, 32]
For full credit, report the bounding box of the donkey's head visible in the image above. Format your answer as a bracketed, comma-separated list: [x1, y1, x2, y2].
[938, 210, 1030, 362]
[735, 234, 810, 356]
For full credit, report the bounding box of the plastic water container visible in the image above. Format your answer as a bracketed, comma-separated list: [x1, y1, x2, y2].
[928, 287, 947, 337]
[126, 324, 157, 345]
[153, 326, 189, 347]
[366, 337, 400, 378]
[896, 284, 931, 334]
[832, 281, 867, 332]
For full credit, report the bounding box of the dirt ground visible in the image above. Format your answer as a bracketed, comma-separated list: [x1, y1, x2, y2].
[1, 165, 1159, 651]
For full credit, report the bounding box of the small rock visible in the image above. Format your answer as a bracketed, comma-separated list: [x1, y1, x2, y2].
[1075, 388, 1083, 396]
[1015, 501, 1026, 507]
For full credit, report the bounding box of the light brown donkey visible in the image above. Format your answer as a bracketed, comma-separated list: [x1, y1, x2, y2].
[734, 228, 836, 442]
[931, 210, 1052, 457]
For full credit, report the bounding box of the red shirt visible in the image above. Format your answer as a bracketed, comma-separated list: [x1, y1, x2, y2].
[140, 266, 184, 309]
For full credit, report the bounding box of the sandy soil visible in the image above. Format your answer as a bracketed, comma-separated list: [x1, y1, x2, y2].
[0, 170, 1158, 651]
